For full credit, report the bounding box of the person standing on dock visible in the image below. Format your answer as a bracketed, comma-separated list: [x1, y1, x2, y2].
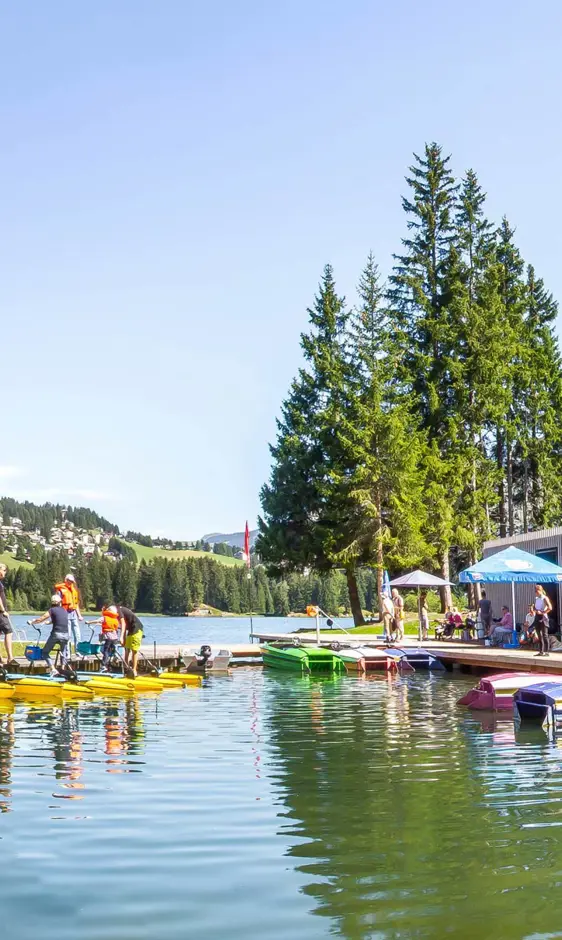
[54, 574, 83, 654]
[0, 564, 15, 667]
[29, 594, 70, 675]
[382, 593, 394, 642]
[391, 589, 405, 642]
[478, 591, 493, 637]
[533, 584, 552, 657]
[118, 606, 144, 677]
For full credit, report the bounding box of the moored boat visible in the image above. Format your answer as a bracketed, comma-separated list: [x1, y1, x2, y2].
[458, 672, 556, 710]
[386, 648, 445, 670]
[328, 645, 366, 673]
[261, 643, 345, 674]
[514, 682, 562, 731]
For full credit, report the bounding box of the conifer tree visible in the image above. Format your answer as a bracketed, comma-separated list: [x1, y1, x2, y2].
[259, 265, 367, 623]
[389, 143, 460, 605]
[329, 253, 429, 614]
[494, 218, 526, 536]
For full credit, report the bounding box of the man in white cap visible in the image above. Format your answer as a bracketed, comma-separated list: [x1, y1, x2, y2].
[54, 573, 83, 655]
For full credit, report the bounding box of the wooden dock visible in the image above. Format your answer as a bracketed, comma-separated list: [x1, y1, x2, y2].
[7, 636, 562, 676]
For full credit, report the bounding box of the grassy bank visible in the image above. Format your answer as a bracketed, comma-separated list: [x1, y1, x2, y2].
[124, 541, 243, 567]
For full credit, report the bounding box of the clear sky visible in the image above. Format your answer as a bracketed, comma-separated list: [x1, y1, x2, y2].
[1, 0, 561, 538]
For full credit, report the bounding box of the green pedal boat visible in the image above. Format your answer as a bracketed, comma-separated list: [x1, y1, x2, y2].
[261, 642, 346, 675]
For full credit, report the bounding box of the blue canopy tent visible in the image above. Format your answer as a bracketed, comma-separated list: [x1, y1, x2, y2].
[459, 546, 562, 626]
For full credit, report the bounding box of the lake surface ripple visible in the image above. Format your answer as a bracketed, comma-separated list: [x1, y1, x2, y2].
[2, 668, 562, 939]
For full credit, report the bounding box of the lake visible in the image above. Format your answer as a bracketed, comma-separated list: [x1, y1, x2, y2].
[8, 614, 355, 648]
[2, 664, 562, 938]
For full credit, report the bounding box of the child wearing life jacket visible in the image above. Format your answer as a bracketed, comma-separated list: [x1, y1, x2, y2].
[89, 604, 121, 672]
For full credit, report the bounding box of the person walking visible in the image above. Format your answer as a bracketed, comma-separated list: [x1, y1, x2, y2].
[478, 591, 493, 637]
[391, 588, 405, 642]
[29, 595, 70, 675]
[0, 563, 15, 666]
[533, 584, 552, 657]
[119, 606, 144, 677]
[54, 573, 83, 654]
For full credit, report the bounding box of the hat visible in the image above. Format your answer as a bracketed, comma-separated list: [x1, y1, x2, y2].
[51, 594, 62, 604]
[65, 573, 76, 582]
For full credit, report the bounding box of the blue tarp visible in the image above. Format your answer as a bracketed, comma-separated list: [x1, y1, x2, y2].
[459, 546, 562, 584]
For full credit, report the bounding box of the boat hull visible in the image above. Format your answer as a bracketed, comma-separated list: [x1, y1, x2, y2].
[458, 673, 556, 710]
[261, 644, 309, 672]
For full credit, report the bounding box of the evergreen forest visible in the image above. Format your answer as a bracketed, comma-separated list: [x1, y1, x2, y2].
[258, 142, 562, 623]
[2, 548, 381, 618]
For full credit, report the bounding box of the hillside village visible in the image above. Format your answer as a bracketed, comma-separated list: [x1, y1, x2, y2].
[1, 511, 105, 558]
[0, 509, 253, 564]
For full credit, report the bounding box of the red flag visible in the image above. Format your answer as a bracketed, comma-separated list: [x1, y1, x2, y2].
[244, 521, 251, 569]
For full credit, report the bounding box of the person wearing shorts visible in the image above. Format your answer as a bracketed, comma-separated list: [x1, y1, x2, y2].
[0, 563, 14, 666]
[119, 606, 144, 677]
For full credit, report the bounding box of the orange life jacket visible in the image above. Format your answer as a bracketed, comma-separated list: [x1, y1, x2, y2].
[102, 606, 120, 634]
[54, 582, 77, 611]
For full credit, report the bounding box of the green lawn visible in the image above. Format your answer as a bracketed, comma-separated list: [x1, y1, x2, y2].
[0, 552, 33, 571]
[124, 541, 243, 567]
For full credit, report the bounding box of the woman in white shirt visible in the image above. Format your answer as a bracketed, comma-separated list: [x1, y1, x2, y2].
[533, 585, 552, 657]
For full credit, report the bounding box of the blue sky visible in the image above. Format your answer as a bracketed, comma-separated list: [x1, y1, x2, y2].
[1, 0, 561, 538]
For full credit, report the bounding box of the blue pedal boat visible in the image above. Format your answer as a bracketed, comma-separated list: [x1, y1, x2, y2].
[514, 682, 562, 732]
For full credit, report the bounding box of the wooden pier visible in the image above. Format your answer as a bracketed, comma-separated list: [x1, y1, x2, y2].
[7, 636, 562, 676]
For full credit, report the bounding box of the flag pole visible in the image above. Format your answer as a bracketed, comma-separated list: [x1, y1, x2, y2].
[244, 521, 253, 641]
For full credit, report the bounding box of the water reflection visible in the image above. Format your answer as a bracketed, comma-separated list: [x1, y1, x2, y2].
[0, 702, 15, 812]
[263, 673, 562, 939]
[0, 695, 150, 815]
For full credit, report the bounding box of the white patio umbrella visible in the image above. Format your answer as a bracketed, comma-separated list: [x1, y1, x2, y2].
[389, 570, 453, 642]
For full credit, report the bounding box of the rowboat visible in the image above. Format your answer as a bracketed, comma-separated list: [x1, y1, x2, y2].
[261, 643, 345, 674]
[0, 684, 15, 700]
[514, 681, 562, 732]
[458, 673, 556, 710]
[178, 647, 232, 675]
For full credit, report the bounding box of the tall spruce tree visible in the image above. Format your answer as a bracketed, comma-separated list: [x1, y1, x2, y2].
[389, 143, 460, 606]
[258, 265, 368, 624]
[516, 265, 562, 528]
[494, 218, 526, 536]
[329, 253, 429, 613]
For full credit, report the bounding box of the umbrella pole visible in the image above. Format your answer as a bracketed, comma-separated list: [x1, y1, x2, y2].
[511, 581, 516, 631]
[418, 587, 421, 644]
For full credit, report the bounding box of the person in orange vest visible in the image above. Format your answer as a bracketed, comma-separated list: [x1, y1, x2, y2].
[89, 604, 121, 672]
[54, 573, 83, 655]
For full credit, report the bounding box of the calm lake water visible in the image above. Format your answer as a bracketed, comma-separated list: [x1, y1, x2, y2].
[9, 614, 357, 647]
[3, 667, 562, 938]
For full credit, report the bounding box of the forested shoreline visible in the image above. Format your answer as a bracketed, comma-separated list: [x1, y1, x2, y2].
[258, 142, 562, 623]
[2, 547, 385, 617]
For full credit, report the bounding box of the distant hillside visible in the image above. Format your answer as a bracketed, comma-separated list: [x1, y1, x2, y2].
[202, 529, 258, 549]
[124, 541, 243, 567]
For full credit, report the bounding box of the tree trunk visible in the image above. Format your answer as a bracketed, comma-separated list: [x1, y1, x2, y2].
[439, 550, 452, 613]
[506, 436, 514, 536]
[346, 566, 365, 627]
[496, 428, 506, 538]
[376, 526, 384, 622]
[523, 457, 529, 533]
